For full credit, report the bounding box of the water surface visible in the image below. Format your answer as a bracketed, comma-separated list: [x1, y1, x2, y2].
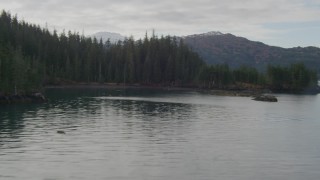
[1, 88, 320, 180]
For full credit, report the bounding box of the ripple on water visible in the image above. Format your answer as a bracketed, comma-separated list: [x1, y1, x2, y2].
[1, 89, 320, 180]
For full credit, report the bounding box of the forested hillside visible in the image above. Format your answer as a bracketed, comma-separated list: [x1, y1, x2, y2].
[0, 11, 318, 95]
[183, 32, 320, 74]
[0, 11, 204, 94]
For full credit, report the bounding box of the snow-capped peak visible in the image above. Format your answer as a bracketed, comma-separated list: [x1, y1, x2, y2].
[90, 32, 125, 43]
[203, 31, 224, 36]
[183, 31, 224, 38]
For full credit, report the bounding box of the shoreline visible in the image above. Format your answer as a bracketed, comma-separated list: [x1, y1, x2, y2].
[44, 83, 269, 97]
[1, 83, 318, 105]
[44, 82, 320, 96]
[44, 83, 199, 91]
[44, 84, 280, 102]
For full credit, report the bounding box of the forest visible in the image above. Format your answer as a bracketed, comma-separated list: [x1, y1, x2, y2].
[198, 63, 318, 92]
[0, 11, 318, 95]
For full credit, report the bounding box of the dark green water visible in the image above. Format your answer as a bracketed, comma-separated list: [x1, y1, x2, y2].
[1, 88, 320, 180]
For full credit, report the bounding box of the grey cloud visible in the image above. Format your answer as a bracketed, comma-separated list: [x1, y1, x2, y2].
[0, 0, 319, 47]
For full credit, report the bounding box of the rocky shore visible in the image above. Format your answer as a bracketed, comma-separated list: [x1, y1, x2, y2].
[0, 93, 47, 104]
[2, 83, 318, 105]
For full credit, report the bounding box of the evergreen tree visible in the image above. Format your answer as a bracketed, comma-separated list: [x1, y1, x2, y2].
[0, 10, 317, 94]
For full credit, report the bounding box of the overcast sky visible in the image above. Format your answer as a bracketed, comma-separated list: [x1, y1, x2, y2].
[1, 0, 319, 47]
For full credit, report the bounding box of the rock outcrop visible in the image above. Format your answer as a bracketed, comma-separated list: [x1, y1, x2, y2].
[0, 93, 47, 104]
[253, 95, 278, 102]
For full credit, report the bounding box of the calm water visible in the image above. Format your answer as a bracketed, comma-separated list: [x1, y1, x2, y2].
[1, 88, 320, 180]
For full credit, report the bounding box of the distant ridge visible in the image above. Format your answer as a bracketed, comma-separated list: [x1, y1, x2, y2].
[183, 31, 320, 74]
[90, 32, 125, 43]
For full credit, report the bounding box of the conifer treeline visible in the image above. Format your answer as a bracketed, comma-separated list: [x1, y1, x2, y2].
[0, 11, 318, 94]
[198, 64, 318, 91]
[0, 11, 204, 93]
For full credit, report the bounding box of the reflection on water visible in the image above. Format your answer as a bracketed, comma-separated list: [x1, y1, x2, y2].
[1, 88, 320, 180]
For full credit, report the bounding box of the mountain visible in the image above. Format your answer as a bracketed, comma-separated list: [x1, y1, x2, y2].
[183, 31, 320, 73]
[90, 32, 125, 43]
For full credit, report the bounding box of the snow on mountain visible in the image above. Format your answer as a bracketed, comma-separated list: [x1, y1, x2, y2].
[183, 31, 224, 38]
[182, 31, 320, 74]
[90, 32, 125, 43]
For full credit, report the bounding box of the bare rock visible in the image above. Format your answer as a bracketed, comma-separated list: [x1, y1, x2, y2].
[253, 95, 278, 102]
[57, 130, 66, 134]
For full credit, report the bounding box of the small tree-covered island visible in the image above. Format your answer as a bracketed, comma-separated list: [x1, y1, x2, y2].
[0, 11, 319, 103]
